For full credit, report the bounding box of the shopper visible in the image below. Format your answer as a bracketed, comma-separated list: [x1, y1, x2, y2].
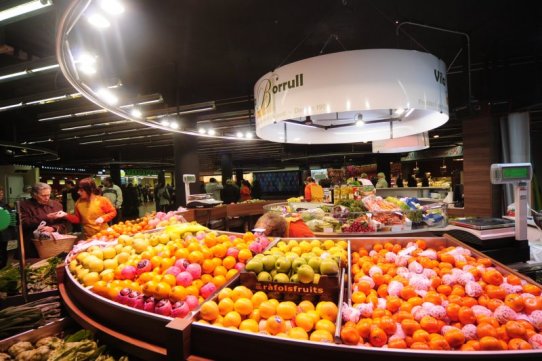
[123, 183, 141, 219]
[407, 174, 418, 187]
[254, 212, 314, 238]
[395, 174, 404, 188]
[155, 181, 170, 212]
[205, 178, 223, 201]
[19, 183, 68, 259]
[61, 180, 77, 213]
[251, 179, 262, 200]
[60, 178, 117, 240]
[375, 172, 389, 188]
[239, 180, 252, 202]
[222, 179, 240, 204]
[102, 177, 123, 223]
[304, 177, 324, 202]
[0, 186, 15, 268]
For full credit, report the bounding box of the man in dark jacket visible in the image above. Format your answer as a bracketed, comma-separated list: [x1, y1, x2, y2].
[221, 179, 240, 204]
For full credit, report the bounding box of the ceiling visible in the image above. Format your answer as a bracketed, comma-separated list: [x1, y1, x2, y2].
[0, 0, 541, 174]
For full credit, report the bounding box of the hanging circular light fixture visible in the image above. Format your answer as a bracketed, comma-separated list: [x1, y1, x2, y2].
[254, 49, 449, 144]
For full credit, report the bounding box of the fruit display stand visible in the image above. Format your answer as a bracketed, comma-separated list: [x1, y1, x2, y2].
[58, 233, 542, 361]
[225, 200, 282, 231]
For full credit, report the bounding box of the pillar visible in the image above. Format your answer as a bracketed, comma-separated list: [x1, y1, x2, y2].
[462, 111, 500, 217]
[221, 153, 233, 184]
[110, 164, 121, 186]
[173, 132, 200, 207]
[235, 169, 244, 186]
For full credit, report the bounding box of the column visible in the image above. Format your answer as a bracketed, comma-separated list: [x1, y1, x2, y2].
[110, 164, 121, 187]
[462, 111, 501, 217]
[221, 153, 233, 183]
[173, 133, 200, 207]
[235, 169, 244, 186]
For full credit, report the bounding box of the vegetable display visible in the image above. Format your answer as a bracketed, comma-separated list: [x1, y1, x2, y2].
[0, 296, 61, 339]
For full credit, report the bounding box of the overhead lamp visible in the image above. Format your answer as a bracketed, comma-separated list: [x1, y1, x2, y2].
[0, 0, 53, 24]
[160, 119, 170, 127]
[130, 108, 142, 118]
[75, 53, 97, 75]
[208, 129, 216, 136]
[99, 0, 124, 15]
[0, 63, 59, 81]
[198, 128, 206, 134]
[236, 131, 243, 138]
[245, 132, 254, 139]
[372, 132, 430, 153]
[169, 121, 179, 129]
[96, 88, 118, 105]
[255, 49, 449, 144]
[87, 13, 110, 28]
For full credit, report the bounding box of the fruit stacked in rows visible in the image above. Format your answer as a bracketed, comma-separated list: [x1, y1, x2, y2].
[244, 239, 346, 285]
[89, 211, 184, 241]
[69, 223, 271, 318]
[340, 240, 542, 351]
[197, 284, 340, 342]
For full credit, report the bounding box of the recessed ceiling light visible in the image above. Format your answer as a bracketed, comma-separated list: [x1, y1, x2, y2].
[198, 128, 206, 134]
[236, 131, 243, 138]
[87, 13, 110, 28]
[99, 0, 125, 15]
[208, 129, 216, 136]
[170, 121, 179, 129]
[245, 132, 253, 139]
[433, 134, 440, 138]
[130, 108, 142, 118]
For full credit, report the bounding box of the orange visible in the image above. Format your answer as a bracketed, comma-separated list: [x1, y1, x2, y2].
[508, 338, 532, 350]
[251, 291, 268, 308]
[378, 316, 397, 336]
[428, 335, 451, 350]
[222, 311, 242, 328]
[218, 287, 233, 301]
[444, 328, 465, 349]
[237, 249, 252, 262]
[355, 318, 373, 339]
[477, 322, 498, 338]
[265, 315, 286, 335]
[412, 329, 430, 344]
[315, 319, 336, 334]
[523, 296, 542, 314]
[316, 301, 338, 321]
[287, 327, 309, 340]
[295, 313, 315, 332]
[239, 319, 259, 333]
[401, 319, 421, 336]
[231, 285, 253, 300]
[212, 275, 227, 287]
[309, 329, 334, 343]
[504, 294, 525, 312]
[298, 300, 315, 312]
[410, 341, 430, 350]
[369, 326, 388, 347]
[419, 316, 440, 333]
[522, 283, 542, 296]
[226, 269, 238, 280]
[276, 301, 297, 320]
[506, 274, 522, 285]
[171, 285, 188, 301]
[504, 320, 526, 340]
[388, 338, 407, 349]
[199, 301, 219, 321]
[340, 326, 361, 345]
[234, 297, 253, 316]
[258, 300, 277, 319]
[457, 306, 475, 325]
[479, 336, 505, 350]
[218, 298, 234, 316]
[482, 269, 504, 286]
[351, 291, 366, 305]
[222, 255, 236, 270]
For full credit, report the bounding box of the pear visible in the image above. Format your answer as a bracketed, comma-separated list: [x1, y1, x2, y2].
[245, 259, 263, 274]
[291, 257, 307, 273]
[308, 257, 322, 273]
[273, 273, 290, 283]
[262, 255, 277, 272]
[319, 259, 339, 275]
[257, 271, 272, 282]
[275, 257, 292, 274]
[297, 264, 315, 284]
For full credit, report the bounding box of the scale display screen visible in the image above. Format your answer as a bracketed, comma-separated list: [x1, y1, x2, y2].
[502, 166, 530, 180]
[490, 163, 532, 184]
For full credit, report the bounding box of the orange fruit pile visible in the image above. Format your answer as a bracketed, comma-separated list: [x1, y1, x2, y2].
[344, 240, 542, 351]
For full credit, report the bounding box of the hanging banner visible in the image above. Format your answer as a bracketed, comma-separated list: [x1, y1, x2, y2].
[401, 146, 463, 161]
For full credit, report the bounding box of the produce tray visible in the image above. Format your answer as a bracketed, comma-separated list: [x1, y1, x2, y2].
[0, 318, 73, 352]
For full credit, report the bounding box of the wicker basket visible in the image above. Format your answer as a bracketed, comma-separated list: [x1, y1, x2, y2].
[33, 234, 77, 258]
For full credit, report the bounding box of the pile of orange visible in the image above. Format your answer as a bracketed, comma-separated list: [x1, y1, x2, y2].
[197, 285, 340, 343]
[344, 240, 542, 351]
[90, 215, 154, 241]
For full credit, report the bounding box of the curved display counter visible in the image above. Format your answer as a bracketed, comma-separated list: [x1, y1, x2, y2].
[58, 234, 542, 361]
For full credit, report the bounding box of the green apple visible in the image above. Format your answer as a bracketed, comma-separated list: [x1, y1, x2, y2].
[290, 274, 299, 283]
[270, 269, 277, 278]
[291, 257, 307, 273]
[262, 255, 277, 272]
[273, 273, 290, 283]
[313, 273, 321, 284]
[275, 257, 291, 274]
[245, 259, 263, 273]
[308, 257, 322, 273]
[301, 252, 316, 262]
[257, 271, 272, 282]
[297, 264, 315, 284]
[319, 259, 339, 275]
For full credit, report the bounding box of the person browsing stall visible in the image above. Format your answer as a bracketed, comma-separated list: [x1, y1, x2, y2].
[375, 172, 389, 188]
[59, 178, 116, 239]
[304, 177, 324, 202]
[102, 177, 123, 223]
[254, 212, 314, 238]
[19, 183, 68, 258]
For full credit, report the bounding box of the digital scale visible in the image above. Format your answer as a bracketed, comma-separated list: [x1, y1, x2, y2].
[444, 163, 533, 264]
[183, 174, 223, 208]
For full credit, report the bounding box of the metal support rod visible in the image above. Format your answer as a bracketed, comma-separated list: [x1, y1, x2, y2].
[16, 201, 28, 302]
[396, 21, 472, 108]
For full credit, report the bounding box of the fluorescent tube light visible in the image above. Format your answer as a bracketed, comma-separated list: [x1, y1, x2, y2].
[0, 63, 58, 81]
[0, 0, 53, 23]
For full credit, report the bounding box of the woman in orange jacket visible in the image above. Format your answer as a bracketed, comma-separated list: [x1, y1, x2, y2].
[239, 180, 252, 202]
[254, 212, 314, 238]
[61, 177, 117, 239]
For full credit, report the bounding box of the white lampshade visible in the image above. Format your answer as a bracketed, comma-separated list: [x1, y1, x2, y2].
[254, 49, 449, 144]
[372, 132, 430, 153]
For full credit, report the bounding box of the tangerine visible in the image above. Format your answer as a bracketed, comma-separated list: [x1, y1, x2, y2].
[340, 326, 361, 345]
